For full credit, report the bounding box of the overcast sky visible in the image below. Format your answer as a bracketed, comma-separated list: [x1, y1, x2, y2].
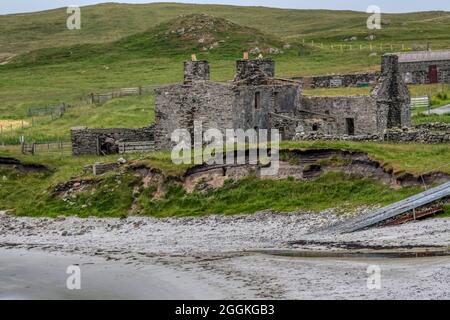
[1, 0, 450, 15]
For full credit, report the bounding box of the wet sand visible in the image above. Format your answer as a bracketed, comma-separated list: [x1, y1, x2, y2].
[1, 210, 449, 299]
[0, 248, 226, 300]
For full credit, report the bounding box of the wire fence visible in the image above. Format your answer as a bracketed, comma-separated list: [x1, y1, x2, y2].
[27, 103, 69, 118]
[88, 85, 160, 105]
[300, 40, 446, 53]
[21, 141, 72, 156]
[0, 84, 163, 146]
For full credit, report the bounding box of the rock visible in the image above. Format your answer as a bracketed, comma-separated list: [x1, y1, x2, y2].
[344, 36, 358, 41]
[283, 44, 292, 49]
[249, 47, 261, 55]
[365, 34, 376, 41]
[268, 47, 281, 55]
[117, 158, 127, 165]
[61, 230, 68, 236]
[209, 42, 219, 50]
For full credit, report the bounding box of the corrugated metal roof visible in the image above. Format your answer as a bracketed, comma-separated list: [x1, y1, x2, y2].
[396, 50, 450, 63]
[325, 180, 450, 234]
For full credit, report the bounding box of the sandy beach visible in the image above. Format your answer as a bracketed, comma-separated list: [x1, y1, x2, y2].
[1, 210, 449, 299]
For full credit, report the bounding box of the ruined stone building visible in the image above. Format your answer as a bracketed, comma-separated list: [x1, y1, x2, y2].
[71, 54, 411, 155]
[396, 50, 450, 84]
[300, 54, 411, 135]
[153, 59, 302, 149]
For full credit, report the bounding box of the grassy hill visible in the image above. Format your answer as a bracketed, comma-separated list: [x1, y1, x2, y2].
[1, 2, 450, 59]
[12, 14, 288, 66]
[1, 141, 450, 217]
[0, 3, 449, 217]
[0, 3, 449, 144]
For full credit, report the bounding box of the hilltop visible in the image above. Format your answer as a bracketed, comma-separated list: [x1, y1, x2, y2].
[1, 2, 450, 59]
[11, 14, 288, 66]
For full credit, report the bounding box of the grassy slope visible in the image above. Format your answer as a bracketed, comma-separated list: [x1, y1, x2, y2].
[1, 141, 449, 217]
[1, 3, 450, 56]
[1, 5, 450, 141]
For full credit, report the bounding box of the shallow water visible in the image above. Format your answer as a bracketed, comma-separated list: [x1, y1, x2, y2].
[0, 248, 223, 300]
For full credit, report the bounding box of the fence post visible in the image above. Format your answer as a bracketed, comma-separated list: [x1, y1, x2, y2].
[96, 136, 100, 156]
[139, 86, 142, 95]
[31, 142, 36, 156]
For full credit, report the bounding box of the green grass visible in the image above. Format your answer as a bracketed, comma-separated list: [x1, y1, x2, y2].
[0, 94, 155, 144]
[134, 172, 422, 217]
[437, 204, 450, 218]
[413, 113, 450, 124]
[2, 3, 450, 56]
[1, 141, 449, 217]
[1, 6, 449, 143]
[0, 162, 423, 217]
[281, 141, 450, 175]
[0, 3, 449, 218]
[0, 147, 191, 216]
[1, 50, 449, 143]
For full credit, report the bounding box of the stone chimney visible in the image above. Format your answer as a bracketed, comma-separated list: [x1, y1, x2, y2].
[381, 54, 400, 76]
[234, 59, 275, 83]
[184, 60, 210, 83]
[372, 54, 411, 130]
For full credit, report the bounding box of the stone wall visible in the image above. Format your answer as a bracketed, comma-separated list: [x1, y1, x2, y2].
[414, 122, 450, 131]
[399, 60, 450, 84]
[293, 72, 380, 89]
[300, 95, 379, 135]
[233, 84, 301, 135]
[383, 127, 450, 144]
[184, 60, 210, 83]
[154, 59, 302, 149]
[71, 126, 154, 155]
[154, 81, 235, 150]
[234, 59, 275, 83]
[293, 126, 450, 144]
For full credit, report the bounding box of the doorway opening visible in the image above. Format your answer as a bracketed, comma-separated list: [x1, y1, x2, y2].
[345, 118, 355, 136]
